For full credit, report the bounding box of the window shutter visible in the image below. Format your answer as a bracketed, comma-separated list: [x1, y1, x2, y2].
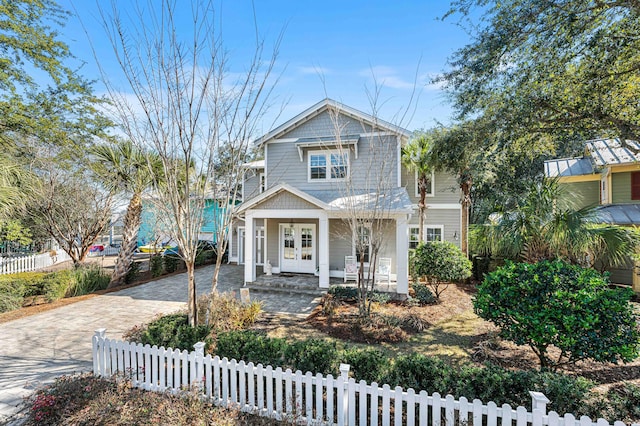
[631, 172, 640, 200]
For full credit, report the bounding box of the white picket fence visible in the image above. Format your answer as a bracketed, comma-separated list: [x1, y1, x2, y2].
[92, 330, 638, 426]
[0, 250, 71, 275]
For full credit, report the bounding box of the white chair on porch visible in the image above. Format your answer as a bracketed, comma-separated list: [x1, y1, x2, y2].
[344, 255, 358, 283]
[376, 257, 391, 287]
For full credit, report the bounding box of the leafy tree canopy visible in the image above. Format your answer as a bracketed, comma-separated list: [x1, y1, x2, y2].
[441, 0, 640, 144]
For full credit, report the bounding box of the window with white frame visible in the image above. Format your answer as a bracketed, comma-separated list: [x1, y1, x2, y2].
[356, 225, 371, 263]
[309, 150, 349, 181]
[259, 172, 265, 193]
[425, 226, 443, 242]
[414, 171, 435, 198]
[409, 225, 443, 249]
[409, 226, 420, 249]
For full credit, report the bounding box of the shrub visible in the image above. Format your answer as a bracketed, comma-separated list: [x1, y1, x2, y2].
[124, 261, 141, 284]
[328, 285, 359, 301]
[475, 260, 640, 370]
[342, 347, 386, 383]
[0, 279, 24, 312]
[196, 292, 262, 332]
[150, 255, 164, 277]
[410, 282, 436, 305]
[132, 313, 213, 351]
[42, 270, 74, 301]
[382, 353, 453, 394]
[69, 266, 110, 296]
[283, 339, 338, 375]
[411, 241, 472, 300]
[163, 255, 181, 273]
[216, 330, 286, 367]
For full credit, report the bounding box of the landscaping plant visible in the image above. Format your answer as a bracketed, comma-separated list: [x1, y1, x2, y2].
[411, 241, 472, 300]
[474, 260, 640, 370]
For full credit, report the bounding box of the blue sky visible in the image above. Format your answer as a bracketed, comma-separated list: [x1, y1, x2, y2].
[59, 1, 473, 134]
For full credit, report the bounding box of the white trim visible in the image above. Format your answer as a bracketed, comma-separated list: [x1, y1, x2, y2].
[397, 139, 402, 188]
[424, 203, 461, 209]
[259, 172, 265, 193]
[237, 183, 330, 213]
[279, 223, 317, 274]
[414, 170, 435, 198]
[425, 225, 444, 242]
[238, 226, 245, 265]
[266, 138, 299, 144]
[408, 225, 420, 249]
[307, 150, 350, 182]
[254, 99, 411, 146]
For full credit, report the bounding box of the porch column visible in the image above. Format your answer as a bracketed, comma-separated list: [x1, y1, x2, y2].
[395, 215, 409, 295]
[244, 213, 255, 283]
[319, 213, 330, 288]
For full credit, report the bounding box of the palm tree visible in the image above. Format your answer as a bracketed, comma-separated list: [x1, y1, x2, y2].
[402, 133, 433, 242]
[473, 179, 638, 269]
[92, 140, 161, 288]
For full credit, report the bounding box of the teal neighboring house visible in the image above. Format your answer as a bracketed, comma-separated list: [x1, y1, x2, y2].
[137, 197, 235, 247]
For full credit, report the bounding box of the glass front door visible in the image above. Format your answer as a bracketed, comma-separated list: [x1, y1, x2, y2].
[280, 223, 315, 273]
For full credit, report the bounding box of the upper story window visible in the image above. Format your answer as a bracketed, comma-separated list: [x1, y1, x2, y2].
[259, 173, 265, 193]
[414, 171, 435, 198]
[308, 150, 349, 181]
[632, 172, 640, 200]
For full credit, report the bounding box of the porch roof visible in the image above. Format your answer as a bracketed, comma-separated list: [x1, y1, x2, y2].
[236, 183, 413, 215]
[594, 203, 640, 225]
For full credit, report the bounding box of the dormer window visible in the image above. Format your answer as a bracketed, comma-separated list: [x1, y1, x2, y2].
[308, 150, 349, 181]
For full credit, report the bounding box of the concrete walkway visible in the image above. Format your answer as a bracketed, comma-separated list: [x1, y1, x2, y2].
[0, 264, 321, 423]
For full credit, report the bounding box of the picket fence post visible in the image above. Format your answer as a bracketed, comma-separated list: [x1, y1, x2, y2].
[530, 391, 550, 416]
[339, 363, 350, 426]
[93, 328, 106, 376]
[194, 342, 205, 394]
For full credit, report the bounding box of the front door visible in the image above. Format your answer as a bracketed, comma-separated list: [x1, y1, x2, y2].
[280, 224, 316, 273]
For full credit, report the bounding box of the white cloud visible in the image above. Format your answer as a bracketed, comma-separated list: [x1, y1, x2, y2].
[358, 66, 416, 90]
[298, 65, 332, 76]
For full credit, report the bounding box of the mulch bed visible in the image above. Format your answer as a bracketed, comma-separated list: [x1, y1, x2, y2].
[307, 282, 476, 344]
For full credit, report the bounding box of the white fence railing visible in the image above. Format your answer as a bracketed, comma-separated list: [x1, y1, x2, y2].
[0, 250, 72, 275]
[92, 330, 638, 426]
[87, 246, 120, 257]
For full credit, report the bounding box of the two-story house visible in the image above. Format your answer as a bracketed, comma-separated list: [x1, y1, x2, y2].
[230, 99, 462, 296]
[545, 138, 640, 293]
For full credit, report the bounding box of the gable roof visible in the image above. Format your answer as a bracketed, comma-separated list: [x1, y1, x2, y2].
[586, 138, 640, 166]
[236, 183, 413, 215]
[254, 98, 411, 146]
[544, 157, 595, 178]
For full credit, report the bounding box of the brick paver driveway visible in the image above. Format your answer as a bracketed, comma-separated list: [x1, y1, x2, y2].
[0, 264, 320, 422]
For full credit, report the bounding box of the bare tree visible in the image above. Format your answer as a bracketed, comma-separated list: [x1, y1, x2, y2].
[96, 0, 280, 326]
[30, 168, 112, 265]
[329, 88, 416, 318]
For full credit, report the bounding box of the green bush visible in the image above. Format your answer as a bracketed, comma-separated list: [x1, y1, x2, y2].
[283, 339, 338, 375]
[410, 282, 436, 305]
[163, 255, 181, 273]
[475, 260, 640, 369]
[592, 382, 640, 423]
[135, 313, 213, 351]
[328, 286, 359, 301]
[411, 241, 472, 300]
[124, 261, 141, 284]
[342, 347, 386, 383]
[216, 330, 286, 367]
[42, 270, 74, 301]
[150, 255, 164, 277]
[0, 279, 25, 312]
[382, 353, 453, 394]
[195, 250, 214, 266]
[70, 265, 110, 296]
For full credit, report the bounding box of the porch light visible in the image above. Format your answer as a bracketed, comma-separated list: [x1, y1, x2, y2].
[453, 231, 459, 241]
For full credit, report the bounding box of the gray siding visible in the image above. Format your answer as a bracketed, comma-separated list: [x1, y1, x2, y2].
[243, 171, 262, 202]
[257, 191, 318, 210]
[408, 209, 461, 248]
[327, 219, 397, 274]
[329, 220, 353, 271]
[265, 111, 398, 192]
[283, 110, 373, 139]
[559, 181, 600, 209]
[402, 168, 460, 205]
